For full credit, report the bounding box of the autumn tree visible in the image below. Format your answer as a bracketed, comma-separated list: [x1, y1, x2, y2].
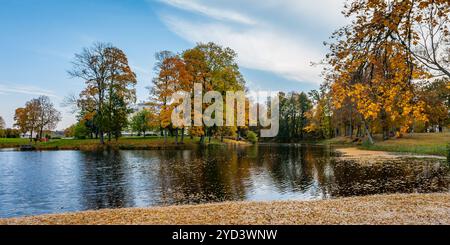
[69, 43, 137, 144]
[182, 43, 246, 143]
[386, 0, 450, 78]
[14, 97, 61, 141]
[182, 48, 211, 143]
[151, 51, 180, 143]
[14, 98, 54, 141]
[159, 55, 192, 144]
[104, 47, 137, 141]
[22, 100, 40, 141]
[14, 108, 29, 137]
[305, 88, 333, 139]
[419, 78, 450, 132]
[35, 96, 61, 139]
[69, 43, 110, 144]
[325, 0, 434, 144]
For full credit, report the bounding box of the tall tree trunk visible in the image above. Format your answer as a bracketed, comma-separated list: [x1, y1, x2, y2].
[99, 130, 104, 144]
[349, 107, 353, 139]
[380, 109, 389, 140]
[175, 129, 179, 144]
[363, 121, 374, 145]
[29, 128, 33, 143]
[200, 135, 205, 144]
[164, 128, 167, 144]
[39, 127, 43, 140]
[181, 128, 185, 144]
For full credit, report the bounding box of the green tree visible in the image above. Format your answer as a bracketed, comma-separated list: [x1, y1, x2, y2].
[130, 109, 156, 137]
[104, 47, 137, 141]
[69, 43, 136, 144]
[74, 122, 89, 139]
[278, 91, 313, 141]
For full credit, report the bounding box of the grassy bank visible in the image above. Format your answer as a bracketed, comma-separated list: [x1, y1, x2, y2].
[327, 133, 449, 156]
[0, 137, 248, 151]
[2, 193, 449, 225]
[0, 138, 30, 148]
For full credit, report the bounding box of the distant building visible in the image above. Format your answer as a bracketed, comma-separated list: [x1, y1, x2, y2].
[131, 102, 149, 114]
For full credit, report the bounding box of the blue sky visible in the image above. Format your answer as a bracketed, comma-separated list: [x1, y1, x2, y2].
[0, 0, 349, 129]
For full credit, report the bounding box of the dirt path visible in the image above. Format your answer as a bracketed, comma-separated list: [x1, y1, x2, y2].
[336, 147, 446, 162]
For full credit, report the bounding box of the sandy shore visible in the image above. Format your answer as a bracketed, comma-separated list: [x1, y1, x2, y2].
[335, 147, 446, 162]
[2, 193, 450, 225]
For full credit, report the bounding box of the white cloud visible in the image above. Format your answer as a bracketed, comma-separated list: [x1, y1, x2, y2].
[0, 84, 59, 97]
[265, 0, 347, 26]
[156, 0, 350, 84]
[164, 16, 323, 84]
[158, 0, 257, 25]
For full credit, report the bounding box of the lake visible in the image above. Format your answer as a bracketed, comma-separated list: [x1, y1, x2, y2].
[0, 144, 448, 218]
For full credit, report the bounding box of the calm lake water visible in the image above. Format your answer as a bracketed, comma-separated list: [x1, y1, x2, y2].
[0, 144, 448, 218]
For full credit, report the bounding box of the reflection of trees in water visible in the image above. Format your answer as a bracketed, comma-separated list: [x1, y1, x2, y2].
[155, 146, 252, 205]
[78, 150, 130, 210]
[330, 159, 450, 197]
[75, 146, 450, 210]
[258, 144, 335, 198]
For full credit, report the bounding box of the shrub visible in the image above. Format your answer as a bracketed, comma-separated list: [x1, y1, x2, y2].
[246, 131, 258, 144]
[74, 123, 88, 139]
[4, 128, 20, 138]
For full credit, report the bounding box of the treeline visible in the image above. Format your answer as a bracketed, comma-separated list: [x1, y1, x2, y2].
[65, 42, 254, 144]
[6, 96, 61, 141]
[0, 116, 20, 138]
[320, 0, 450, 143]
[7, 0, 449, 144]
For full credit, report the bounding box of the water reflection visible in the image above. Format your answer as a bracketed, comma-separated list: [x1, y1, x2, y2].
[0, 144, 448, 218]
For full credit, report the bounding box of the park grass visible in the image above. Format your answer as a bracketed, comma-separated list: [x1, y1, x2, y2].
[0, 138, 30, 148]
[0, 136, 242, 151]
[327, 133, 449, 156]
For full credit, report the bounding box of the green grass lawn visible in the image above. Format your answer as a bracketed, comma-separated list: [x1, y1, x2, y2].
[327, 133, 449, 156]
[0, 136, 227, 150]
[0, 138, 30, 148]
